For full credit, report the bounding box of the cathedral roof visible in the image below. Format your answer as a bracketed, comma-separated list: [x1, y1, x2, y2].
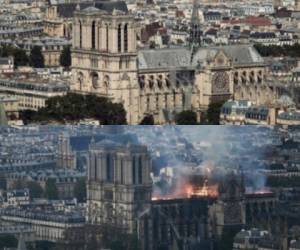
[56, 1, 128, 18]
[91, 139, 147, 153]
[138, 45, 264, 71]
[138, 48, 191, 70]
[192, 45, 265, 67]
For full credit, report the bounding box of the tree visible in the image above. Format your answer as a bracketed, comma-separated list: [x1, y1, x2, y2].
[27, 181, 43, 199]
[44, 179, 59, 200]
[139, 115, 154, 125]
[21, 93, 127, 125]
[205, 101, 225, 125]
[59, 46, 71, 68]
[13, 48, 29, 67]
[0, 45, 28, 67]
[175, 110, 198, 125]
[29, 46, 44, 68]
[74, 178, 86, 202]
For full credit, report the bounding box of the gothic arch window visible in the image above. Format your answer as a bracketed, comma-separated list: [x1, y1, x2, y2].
[132, 156, 136, 184]
[118, 24, 122, 52]
[242, 71, 247, 84]
[250, 71, 255, 83]
[104, 75, 110, 93]
[139, 75, 145, 89]
[120, 158, 124, 184]
[106, 24, 109, 51]
[157, 75, 163, 89]
[106, 154, 114, 182]
[165, 77, 171, 88]
[91, 21, 96, 49]
[119, 58, 122, 69]
[91, 72, 99, 89]
[149, 75, 154, 89]
[146, 95, 150, 111]
[124, 23, 128, 52]
[258, 70, 262, 83]
[78, 72, 83, 90]
[138, 156, 143, 184]
[234, 72, 239, 85]
[79, 21, 82, 48]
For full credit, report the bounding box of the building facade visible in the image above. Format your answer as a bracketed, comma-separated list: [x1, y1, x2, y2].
[87, 141, 152, 233]
[56, 133, 76, 170]
[71, 2, 279, 124]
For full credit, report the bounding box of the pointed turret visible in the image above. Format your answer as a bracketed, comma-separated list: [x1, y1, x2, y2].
[190, 0, 202, 49]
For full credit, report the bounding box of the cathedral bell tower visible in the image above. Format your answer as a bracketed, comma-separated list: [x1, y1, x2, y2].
[209, 172, 246, 238]
[86, 141, 152, 233]
[71, 3, 140, 124]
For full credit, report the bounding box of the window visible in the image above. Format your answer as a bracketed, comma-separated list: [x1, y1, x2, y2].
[138, 156, 143, 184]
[146, 95, 150, 111]
[91, 21, 96, 49]
[106, 24, 109, 51]
[118, 24, 122, 52]
[132, 156, 136, 184]
[106, 154, 114, 182]
[119, 58, 122, 69]
[124, 24, 128, 52]
[120, 159, 124, 184]
[79, 21, 82, 48]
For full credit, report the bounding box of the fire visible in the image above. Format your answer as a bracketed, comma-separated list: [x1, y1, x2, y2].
[152, 179, 219, 201]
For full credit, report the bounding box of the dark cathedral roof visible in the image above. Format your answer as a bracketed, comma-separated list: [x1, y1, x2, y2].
[55, 1, 128, 18]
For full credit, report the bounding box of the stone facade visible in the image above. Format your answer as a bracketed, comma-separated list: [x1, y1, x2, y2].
[71, 6, 139, 124]
[86, 141, 152, 233]
[71, 2, 279, 124]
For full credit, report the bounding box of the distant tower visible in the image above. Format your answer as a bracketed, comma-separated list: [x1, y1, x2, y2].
[190, 0, 202, 48]
[86, 141, 152, 233]
[56, 133, 76, 169]
[71, 4, 140, 124]
[0, 102, 7, 126]
[209, 173, 246, 238]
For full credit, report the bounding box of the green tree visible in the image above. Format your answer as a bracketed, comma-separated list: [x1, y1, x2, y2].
[27, 181, 43, 199]
[59, 46, 71, 68]
[175, 110, 198, 125]
[13, 48, 29, 67]
[74, 178, 86, 202]
[44, 179, 59, 200]
[0, 234, 18, 248]
[21, 93, 127, 125]
[29, 46, 44, 68]
[139, 115, 154, 125]
[205, 101, 224, 125]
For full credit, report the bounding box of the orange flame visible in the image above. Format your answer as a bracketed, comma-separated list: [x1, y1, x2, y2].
[152, 179, 219, 201]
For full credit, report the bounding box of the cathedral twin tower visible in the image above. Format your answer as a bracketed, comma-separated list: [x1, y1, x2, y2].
[71, 4, 139, 124]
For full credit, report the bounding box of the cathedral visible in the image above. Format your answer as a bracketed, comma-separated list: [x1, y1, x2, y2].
[86, 140, 152, 233]
[70, 1, 278, 124]
[86, 141, 251, 250]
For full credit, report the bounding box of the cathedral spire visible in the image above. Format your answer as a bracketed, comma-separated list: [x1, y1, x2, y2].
[190, 0, 202, 49]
